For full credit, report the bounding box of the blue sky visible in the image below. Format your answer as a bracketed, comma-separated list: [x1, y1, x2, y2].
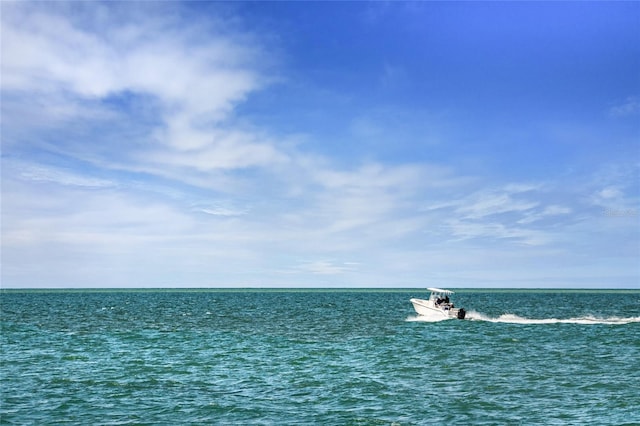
[1, 1, 638, 288]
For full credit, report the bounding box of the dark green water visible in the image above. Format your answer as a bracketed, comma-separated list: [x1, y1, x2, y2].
[1, 289, 639, 425]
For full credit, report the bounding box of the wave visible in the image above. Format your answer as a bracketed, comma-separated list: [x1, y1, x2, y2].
[465, 310, 640, 325]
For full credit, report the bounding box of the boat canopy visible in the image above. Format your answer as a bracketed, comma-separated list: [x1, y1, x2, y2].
[427, 287, 454, 295]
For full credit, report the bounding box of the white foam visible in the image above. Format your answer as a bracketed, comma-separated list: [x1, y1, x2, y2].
[466, 310, 640, 325]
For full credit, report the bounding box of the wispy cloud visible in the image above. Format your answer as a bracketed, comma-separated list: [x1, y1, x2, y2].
[517, 205, 572, 225]
[428, 184, 576, 246]
[293, 260, 360, 275]
[446, 219, 550, 246]
[12, 162, 115, 188]
[609, 96, 640, 117]
[456, 191, 539, 220]
[194, 202, 250, 217]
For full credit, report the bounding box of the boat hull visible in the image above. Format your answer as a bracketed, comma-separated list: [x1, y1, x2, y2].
[410, 298, 465, 319]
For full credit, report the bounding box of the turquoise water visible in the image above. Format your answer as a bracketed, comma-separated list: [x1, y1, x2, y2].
[1, 289, 639, 425]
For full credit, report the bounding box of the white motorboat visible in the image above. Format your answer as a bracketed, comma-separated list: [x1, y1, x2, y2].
[410, 287, 466, 320]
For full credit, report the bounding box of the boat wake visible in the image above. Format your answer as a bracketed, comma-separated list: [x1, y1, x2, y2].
[406, 312, 450, 323]
[465, 311, 640, 325]
[407, 311, 640, 325]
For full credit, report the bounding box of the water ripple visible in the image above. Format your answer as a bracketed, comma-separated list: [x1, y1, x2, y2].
[2, 290, 639, 424]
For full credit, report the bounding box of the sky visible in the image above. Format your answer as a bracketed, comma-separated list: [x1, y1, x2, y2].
[1, 1, 639, 289]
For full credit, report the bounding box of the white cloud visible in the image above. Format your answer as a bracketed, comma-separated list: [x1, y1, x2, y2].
[149, 128, 289, 172]
[1, 2, 281, 178]
[2, 4, 264, 102]
[446, 219, 549, 246]
[598, 186, 623, 200]
[195, 203, 250, 217]
[429, 184, 580, 246]
[5, 174, 191, 239]
[517, 205, 572, 225]
[298, 162, 449, 240]
[456, 187, 539, 220]
[293, 260, 359, 275]
[12, 162, 114, 188]
[609, 96, 640, 117]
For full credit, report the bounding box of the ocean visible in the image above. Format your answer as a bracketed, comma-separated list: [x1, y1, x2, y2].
[1, 289, 639, 425]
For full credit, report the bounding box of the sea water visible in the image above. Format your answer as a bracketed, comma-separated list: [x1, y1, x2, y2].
[1, 289, 639, 425]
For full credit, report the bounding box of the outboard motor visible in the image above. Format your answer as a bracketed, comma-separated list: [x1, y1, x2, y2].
[457, 308, 466, 320]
